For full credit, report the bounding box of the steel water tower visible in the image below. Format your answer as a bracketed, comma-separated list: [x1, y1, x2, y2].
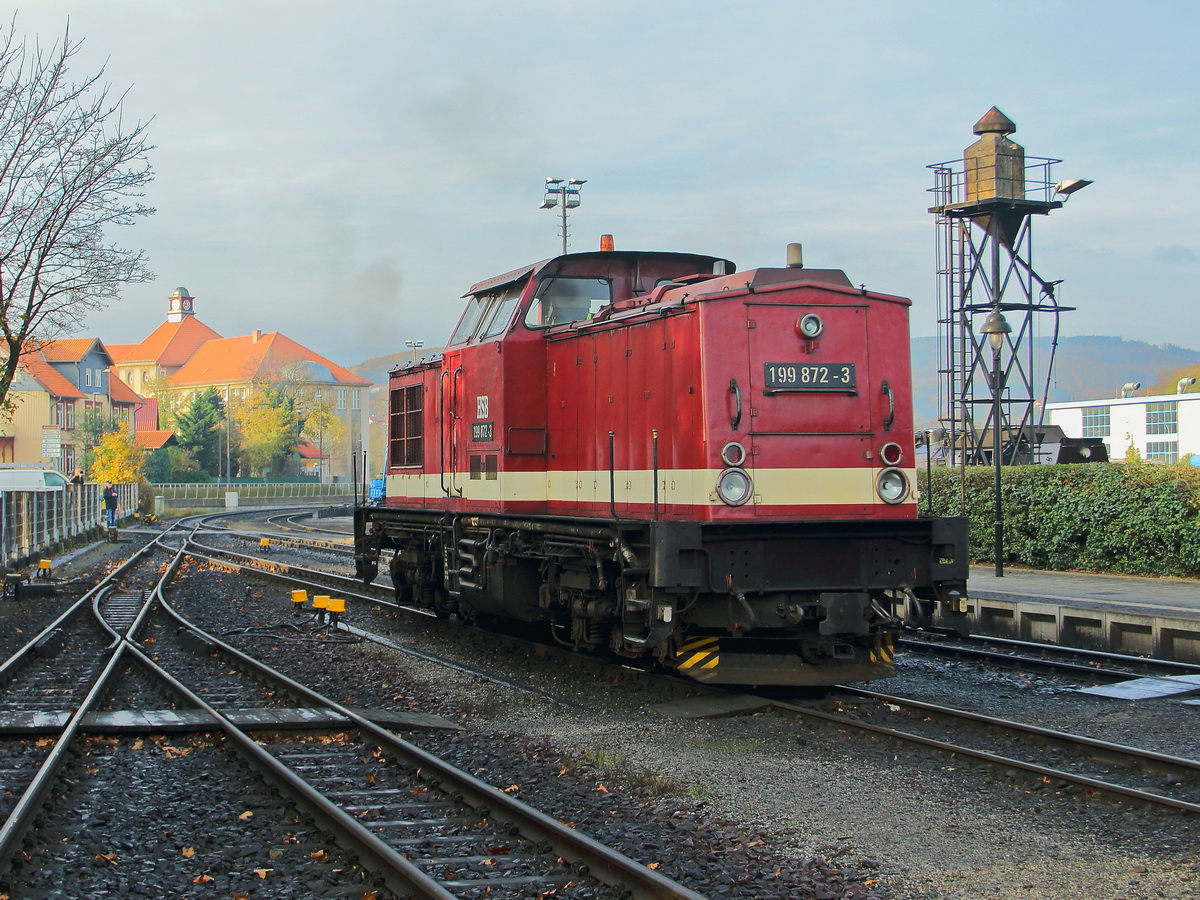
[928, 108, 1089, 465]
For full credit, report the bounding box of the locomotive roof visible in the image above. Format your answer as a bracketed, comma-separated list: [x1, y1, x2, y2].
[464, 250, 736, 297]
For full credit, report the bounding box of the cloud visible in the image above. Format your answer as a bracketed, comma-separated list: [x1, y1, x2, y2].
[1154, 244, 1200, 264]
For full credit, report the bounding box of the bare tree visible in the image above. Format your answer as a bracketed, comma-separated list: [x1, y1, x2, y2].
[0, 19, 154, 411]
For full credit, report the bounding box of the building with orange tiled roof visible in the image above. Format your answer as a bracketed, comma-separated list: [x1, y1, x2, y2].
[0, 341, 142, 470]
[110, 287, 223, 395]
[164, 330, 369, 480]
[114, 287, 372, 480]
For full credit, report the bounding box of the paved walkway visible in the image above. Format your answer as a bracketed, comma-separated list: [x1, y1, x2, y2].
[968, 565, 1200, 616]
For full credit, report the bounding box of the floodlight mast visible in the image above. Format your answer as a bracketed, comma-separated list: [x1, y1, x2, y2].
[540, 177, 586, 255]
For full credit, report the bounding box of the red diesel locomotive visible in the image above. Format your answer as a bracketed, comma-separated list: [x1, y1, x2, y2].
[354, 240, 969, 685]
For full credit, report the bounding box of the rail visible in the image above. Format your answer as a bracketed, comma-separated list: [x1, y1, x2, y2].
[0, 483, 139, 566]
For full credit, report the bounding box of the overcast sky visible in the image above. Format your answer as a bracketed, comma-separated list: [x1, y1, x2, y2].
[13, 1, 1199, 366]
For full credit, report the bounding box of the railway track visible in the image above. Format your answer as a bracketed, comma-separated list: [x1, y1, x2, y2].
[900, 631, 1200, 682]
[171, 517, 1200, 822]
[213, 507, 356, 553]
[0, 526, 711, 899]
[777, 686, 1200, 815]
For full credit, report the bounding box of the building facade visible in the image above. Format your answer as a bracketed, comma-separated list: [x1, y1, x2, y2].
[1047, 390, 1200, 463]
[0, 340, 142, 472]
[109, 288, 371, 480]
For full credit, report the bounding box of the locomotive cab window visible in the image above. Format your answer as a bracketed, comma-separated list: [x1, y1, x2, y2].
[449, 282, 526, 344]
[477, 283, 524, 339]
[449, 295, 489, 345]
[524, 277, 612, 328]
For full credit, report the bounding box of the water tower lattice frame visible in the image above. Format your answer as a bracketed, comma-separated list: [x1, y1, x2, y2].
[929, 155, 1073, 466]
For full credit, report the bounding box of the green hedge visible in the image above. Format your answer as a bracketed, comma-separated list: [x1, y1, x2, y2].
[926, 463, 1200, 577]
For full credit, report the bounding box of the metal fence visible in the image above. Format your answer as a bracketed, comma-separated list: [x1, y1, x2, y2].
[153, 482, 358, 503]
[1, 483, 139, 566]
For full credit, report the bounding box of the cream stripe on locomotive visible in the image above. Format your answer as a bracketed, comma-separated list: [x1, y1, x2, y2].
[386, 466, 918, 508]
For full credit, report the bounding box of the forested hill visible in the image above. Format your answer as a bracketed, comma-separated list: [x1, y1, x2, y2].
[910, 335, 1200, 427]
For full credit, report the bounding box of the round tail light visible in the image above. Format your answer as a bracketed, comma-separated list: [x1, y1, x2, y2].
[880, 442, 903, 466]
[721, 441, 747, 467]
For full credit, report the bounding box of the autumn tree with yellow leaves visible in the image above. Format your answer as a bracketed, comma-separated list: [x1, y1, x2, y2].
[88, 430, 143, 484]
[234, 387, 298, 477]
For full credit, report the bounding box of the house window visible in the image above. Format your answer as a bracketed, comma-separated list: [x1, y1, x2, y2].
[389, 384, 423, 467]
[351, 390, 360, 410]
[85, 369, 92, 387]
[1146, 401, 1177, 435]
[55, 400, 75, 430]
[337, 389, 347, 410]
[1146, 440, 1179, 463]
[1081, 406, 1110, 438]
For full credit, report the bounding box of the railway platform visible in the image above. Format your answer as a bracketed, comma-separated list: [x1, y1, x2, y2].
[969, 565, 1200, 617]
[942, 565, 1200, 663]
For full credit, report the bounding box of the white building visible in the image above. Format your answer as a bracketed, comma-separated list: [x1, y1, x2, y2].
[1047, 388, 1200, 464]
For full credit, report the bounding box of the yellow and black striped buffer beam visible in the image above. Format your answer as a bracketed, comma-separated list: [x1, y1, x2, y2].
[676, 636, 720, 679]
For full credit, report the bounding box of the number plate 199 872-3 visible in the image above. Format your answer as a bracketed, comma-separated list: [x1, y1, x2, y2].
[763, 363, 857, 390]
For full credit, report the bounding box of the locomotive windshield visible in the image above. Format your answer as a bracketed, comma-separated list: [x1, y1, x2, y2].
[524, 277, 612, 328]
[448, 281, 526, 345]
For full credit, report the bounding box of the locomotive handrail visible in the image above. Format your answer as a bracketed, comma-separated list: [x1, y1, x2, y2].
[608, 431, 618, 519]
[881, 380, 895, 431]
[729, 378, 742, 430]
[439, 369, 450, 496]
[651, 429, 660, 521]
[451, 366, 464, 495]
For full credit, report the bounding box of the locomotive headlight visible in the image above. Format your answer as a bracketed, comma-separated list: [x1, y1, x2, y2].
[721, 441, 747, 467]
[796, 313, 824, 339]
[716, 468, 753, 506]
[876, 467, 910, 505]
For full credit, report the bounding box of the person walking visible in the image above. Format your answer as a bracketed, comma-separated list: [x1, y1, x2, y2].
[102, 482, 118, 527]
[69, 469, 84, 485]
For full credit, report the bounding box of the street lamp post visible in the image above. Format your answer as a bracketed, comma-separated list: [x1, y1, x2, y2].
[980, 309, 1012, 577]
[540, 177, 586, 255]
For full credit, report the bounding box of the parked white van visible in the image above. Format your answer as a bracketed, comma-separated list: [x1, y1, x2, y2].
[0, 468, 71, 491]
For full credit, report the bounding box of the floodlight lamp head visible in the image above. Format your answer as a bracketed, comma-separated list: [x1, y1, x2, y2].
[568, 178, 587, 186]
[545, 177, 564, 184]
[1054, 179, 1093, 198]
[539, 198, 557, 209]
[1121, 382, 1141, 398]
[1178, 377, 1196, 393]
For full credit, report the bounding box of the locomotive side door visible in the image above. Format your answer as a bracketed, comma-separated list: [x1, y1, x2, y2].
[744, 300, 874, 516]
[441, 348, 504, 513]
